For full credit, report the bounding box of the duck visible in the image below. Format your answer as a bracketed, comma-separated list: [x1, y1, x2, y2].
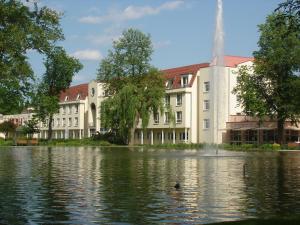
[174, 181, 180, 189]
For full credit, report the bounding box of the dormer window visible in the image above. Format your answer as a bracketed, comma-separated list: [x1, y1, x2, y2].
[76, 94, 81, 100]
[166, 79, 173, 89]
[181, 75, 189, 87]
[64, 96, 69, 101]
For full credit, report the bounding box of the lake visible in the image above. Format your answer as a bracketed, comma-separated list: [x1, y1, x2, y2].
[0, 147, 299, 224]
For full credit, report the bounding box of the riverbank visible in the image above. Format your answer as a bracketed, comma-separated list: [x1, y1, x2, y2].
[1, 138, 299, 150]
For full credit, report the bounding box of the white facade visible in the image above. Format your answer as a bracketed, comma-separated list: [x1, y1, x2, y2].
[0, 56, 254, 144]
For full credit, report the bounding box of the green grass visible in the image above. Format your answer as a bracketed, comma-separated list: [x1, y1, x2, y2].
[37, 138, 113, 147]
[0, 138, 13, 146]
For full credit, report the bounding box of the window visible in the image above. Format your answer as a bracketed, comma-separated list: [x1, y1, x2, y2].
[63, 118, 66, 127]
[203, 100, 210, 110]
[203, 119, 210, 129]
[65, 96, 69, 101]
[68, 106, 71, 114]
[154, 112, 159, 124]
[165, 95, 170, 106]
[166, 79, 173, 89]
[91, 88, 95, 97]
[63, 106, 66, 115]
[75, 105, 79, 114]
[176, 93, 182, 106]
[57, 118, 60, 127]
[76, 94, 81, 100]
[179, 132, 188, 140]
[164, 112, 169, 124]
[204, 81, 210, 92]
[176, 111, 182, 123]
[182, 76, 189, 87]
[68, 118, 72, 127]
[74, 117, 78, 127]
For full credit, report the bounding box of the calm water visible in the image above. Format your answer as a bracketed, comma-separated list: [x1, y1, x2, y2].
[0, 147, 300, 225]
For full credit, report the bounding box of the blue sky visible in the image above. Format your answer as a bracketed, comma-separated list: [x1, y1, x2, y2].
[28, 0, 283, 85]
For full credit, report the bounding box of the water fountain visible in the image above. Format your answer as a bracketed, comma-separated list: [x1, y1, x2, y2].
[211, 0, 228, 148]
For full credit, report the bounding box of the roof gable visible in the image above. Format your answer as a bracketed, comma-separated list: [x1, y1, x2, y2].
[162, 63, 210, 89]
[59, 83, 88, 102]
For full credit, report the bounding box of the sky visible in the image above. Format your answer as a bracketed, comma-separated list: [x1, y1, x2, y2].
[27, 0, 283, 85]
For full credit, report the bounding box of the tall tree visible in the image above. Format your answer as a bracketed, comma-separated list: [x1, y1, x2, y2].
[97, 29, 166, 145]
[33, 47, 82, 141]
[0, 0, 63, 114]
[233, 10, 300, 145]
[0, 120, 16, 140]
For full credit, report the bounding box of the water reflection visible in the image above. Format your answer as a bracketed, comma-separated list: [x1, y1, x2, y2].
[0, 147, 299, 224]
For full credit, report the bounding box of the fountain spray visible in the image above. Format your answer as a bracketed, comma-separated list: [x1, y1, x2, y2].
[211, 0, 225, 153]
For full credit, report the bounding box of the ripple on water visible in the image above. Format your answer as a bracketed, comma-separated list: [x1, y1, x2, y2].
[0, 147, 300, 224]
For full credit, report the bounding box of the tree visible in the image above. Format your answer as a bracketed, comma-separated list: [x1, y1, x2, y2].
[97, 29, 166, 145]
[0, 0, 63, 114]
[233, 11, 300, 145]
[21, 118, 40, 139]
[277, 0, 300, 16]
[33, 47, 82, 141]
[0, 120, 17, 140]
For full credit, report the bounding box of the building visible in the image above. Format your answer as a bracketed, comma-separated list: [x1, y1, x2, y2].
[1, 55, 299, 144]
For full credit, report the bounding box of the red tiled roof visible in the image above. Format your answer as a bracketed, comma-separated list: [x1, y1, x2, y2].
[162, 63, 210, 89]
[224, 55, 254, 67]
[59, 83, 88, 102]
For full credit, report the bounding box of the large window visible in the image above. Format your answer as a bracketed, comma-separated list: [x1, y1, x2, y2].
[63, 118, 66, 127]
[68, 118, 72, 127]
[203, 119, 210, 129]
[154, 112, 159, 124]
[74, 117, 78, 127]
[230, 130, 241, 145]
[204, 81, 210, 92]
[244, 130, 257, 143]
[176, 93, 182, 106]
[176, 111, 182, 123]
[57, 118, 60, 127]
[165, 95, 170, 106]
[164, 112, 169, 124]
[75, 105, 79, 114]
[203, 100, 210, 111]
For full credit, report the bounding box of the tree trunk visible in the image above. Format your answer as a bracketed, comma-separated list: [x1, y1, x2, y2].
[129, 127, 135, 146]
[277, 118, 285, 145]
[47, 114, 53, 141]
[128, 114, 140, 146]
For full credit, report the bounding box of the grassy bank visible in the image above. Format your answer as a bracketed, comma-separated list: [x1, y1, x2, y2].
[1, 137, 299, 151]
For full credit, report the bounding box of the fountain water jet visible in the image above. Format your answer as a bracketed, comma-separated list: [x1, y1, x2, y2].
[211, 0, 227, 149]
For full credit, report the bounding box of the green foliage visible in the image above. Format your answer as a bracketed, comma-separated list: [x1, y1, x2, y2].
[0, 0, 64, 114]
[233, 11, 300, 144]
[97, 29, 165, 145]
[39, 138, 112, 147]
[21, 118, 40, 138]
[0, 120, 16, 140]
[33, 47, 82, 140]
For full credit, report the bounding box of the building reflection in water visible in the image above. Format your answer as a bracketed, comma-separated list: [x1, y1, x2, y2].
[0, 147, 299, 224]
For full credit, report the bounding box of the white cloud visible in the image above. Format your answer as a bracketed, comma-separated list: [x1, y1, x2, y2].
[79, 0, 184, 24]
[72, 49, 103, 61]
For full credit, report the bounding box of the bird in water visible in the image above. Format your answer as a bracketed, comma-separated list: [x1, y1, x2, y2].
[174, 181, 180, 189]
